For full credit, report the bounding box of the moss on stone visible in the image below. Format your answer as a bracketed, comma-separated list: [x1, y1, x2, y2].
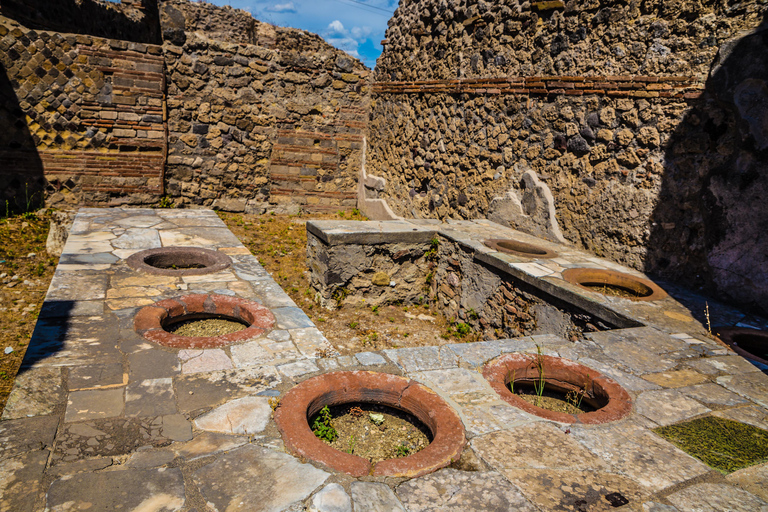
[654, 416, 768, 474]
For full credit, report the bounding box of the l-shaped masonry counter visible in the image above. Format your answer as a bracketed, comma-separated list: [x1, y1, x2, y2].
[1, 208, 768, 511]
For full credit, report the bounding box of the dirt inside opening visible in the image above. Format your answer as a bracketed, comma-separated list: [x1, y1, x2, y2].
[509, 382, 600, 415]
[166, 316, 248, 337]
[581, 282, 649, 299]
[309, 402, 432, 464]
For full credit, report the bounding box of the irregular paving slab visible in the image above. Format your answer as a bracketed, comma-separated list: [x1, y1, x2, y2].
[472, 423, 608, 472]
[0, 415, 58, 460]
[712, 405, 768, 429]
[383, 345, 459, 372]
[349, 482, 406, 512]
[64, 388, 125, 423]
[0, 450, 49, 512]
[309, 483, 352, 512]
[128, 349, 180, 381]
[634, 389, 711, 426]
[717, 373, 768, 409]
[46, 467, 186, 511]
[666, 483, 768, 511]
[687, 355, 762, 375]
[641, 369, 709, 388]
[179, 349, 233, 374]
[194, 396, 272, 435]
[68, 363, 125, 390]
[499, 468, 650, 511]
[568, 421, 711, 492]
[173, 432, 248, 461]
[125, 378, 177, 417]
[727, 463, 768, 502]
[2, 367, 64, 419]
[161, 414, 193, 442]
[174, 366, 280, 413]
[395, 468, 537, 511]
[193, 444, 329, 512]
[598, 340, 677, 374]
[678, 382, 749, 406]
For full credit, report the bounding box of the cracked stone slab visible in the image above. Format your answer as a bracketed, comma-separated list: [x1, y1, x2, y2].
[193, 444, 329, 512]
[445, 340, 502, 367]
[717, 373, 768, 409]
[473, 423, 608, 472]
[0, 450, 49, 512]
[179, 349, 233, 374]
[666, 483, 768, 511]
[459, 403, 536, 436]
[230, 338, 301, 368]
[194, 396, 272, 435]
[2, 367, 64, 420]
[687, 355, 762, 375]
[383, 345, 459, 372]
[500, 468, 650, 512]
[598, 340, 677, 374]
[641, 369, 709, 388]
[577, 357, 662, 392]
[124, 450, 175, 469]
[159, 227, 243, 248]
[678, 383, 749, 406]
[21, 316, 122, 369]
[161, 414, 192, 442]
[128, 349, 180, 381]
[68, 364, 125, 391]
[175, 366, 280, 413]
[125, 378, 177, 417]
[110, 227, 161, 250]
[355, 351, 387, 366]
[309, 483, 352, 512]
[51, 417, 171, 464]
[568, 421, 711, 492]
[712, 405, 768, 430]
[635, 388, 711, 426]
[65, 388, 125, 423]
[727, 463, 768, 502]
[277, 359, 319, 378]
[290, 327, 332, 357]
[0, 415, 58, 461]
[46, 467, 186, 511]
[395, 468, 537, 511]
[349, 482, 406, 512]
[173, 432, 248, 461]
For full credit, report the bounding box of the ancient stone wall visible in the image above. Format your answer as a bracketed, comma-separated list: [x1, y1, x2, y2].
[0, 16, 165, 211]
[0, 0, 160, 44]
[366, 0, 768, 314]
[161, 0, 370, 213]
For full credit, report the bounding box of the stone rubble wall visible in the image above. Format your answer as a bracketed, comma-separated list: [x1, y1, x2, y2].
[0, 0, 160, 44]
[433, 236, 612, 340]
[161, 0, 370, 214]
[366, 0, 768, 314]
[307, 227, 611, 340]
[0, 16, 166, 211]
[307, 232, 433, 309]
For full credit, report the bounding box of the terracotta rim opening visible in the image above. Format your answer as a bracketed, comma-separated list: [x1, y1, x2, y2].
[562, 268, 668, 301]
[274, 371, 466, 477]
[484, 238, 558, 259]
[715, 327, 768, 366]
[127, 247, 232, 276]
[134, 294, 275, 349]
[483, 353, 632, 424]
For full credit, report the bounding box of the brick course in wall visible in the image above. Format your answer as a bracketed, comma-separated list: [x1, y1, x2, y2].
[0, 18, 166, 209]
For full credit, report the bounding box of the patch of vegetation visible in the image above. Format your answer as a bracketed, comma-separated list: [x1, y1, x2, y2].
[312, 405, 338, 442]
[654, 416, 768, 473]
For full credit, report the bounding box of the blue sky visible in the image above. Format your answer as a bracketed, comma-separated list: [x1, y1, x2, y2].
[207, 0, 398, 68]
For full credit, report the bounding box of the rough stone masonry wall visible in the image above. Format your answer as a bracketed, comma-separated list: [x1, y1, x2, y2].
[161, 0, 370, 213]
[366, 0, 768, 314]
[0, 15, 165, 211]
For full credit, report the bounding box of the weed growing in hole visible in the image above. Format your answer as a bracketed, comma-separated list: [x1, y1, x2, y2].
[467, 308, 478, 320]
[346, 434, 356, 454]
[312, 405, 338, 442]
[396, 443, 411, 457]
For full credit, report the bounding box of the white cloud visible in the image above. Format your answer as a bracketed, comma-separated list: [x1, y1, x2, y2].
[266, 2, 297, 13]
[325, 37, 360, 59]
[350, 26, 372, 40]
[327, 20, 346, 35]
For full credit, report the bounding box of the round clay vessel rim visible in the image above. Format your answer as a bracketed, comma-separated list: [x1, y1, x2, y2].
[714, 326, 768, 366]
[482, 353, 632, 424]
[483, 238, 558, 259]
[562, 267, 668, 301]
[274, 371, 466, 478]
[126, 246, 232, 276]
[133, 293, 275, 349]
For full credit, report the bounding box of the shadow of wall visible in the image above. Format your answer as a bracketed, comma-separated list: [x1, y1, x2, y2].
[0, 0, 160, 44]
[646, 15, 768, 316]
[0, 63, 44, 215]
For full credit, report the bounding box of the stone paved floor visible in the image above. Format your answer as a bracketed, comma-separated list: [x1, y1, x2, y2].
[1, 208, 768, 512]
